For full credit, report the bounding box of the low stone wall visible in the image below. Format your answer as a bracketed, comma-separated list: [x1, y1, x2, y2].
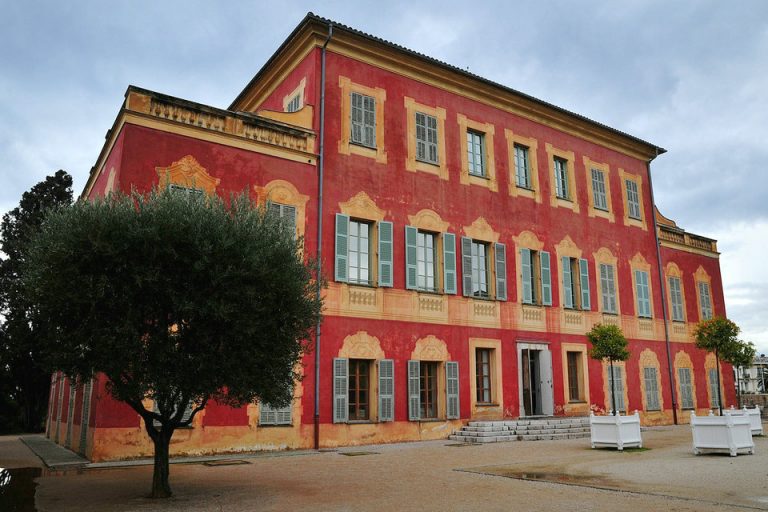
[740, 394, 768, 414]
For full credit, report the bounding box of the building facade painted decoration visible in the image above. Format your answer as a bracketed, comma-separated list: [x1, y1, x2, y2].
[46, 14, 732, 461]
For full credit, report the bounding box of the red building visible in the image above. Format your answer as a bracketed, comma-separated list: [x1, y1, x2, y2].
[46, 14, 730, 461]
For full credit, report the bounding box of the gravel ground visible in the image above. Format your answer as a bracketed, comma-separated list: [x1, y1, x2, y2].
[3, 426, 768, 511]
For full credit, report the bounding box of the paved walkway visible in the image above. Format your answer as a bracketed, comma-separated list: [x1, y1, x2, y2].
[3, 427, 768, 511]
[19, 435, 88, 469]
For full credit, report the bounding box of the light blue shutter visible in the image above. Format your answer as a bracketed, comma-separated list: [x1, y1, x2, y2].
[408, 360, 420, 421]
[461, 237, 473, 297]
[333, 358, 349, 423]
[443, 233, 457, 295]
[540, 251, 552, 305]
[608, 367, 625, 413]
[335, 214, 349, 283]
[562, 257, 573, 309]
[494, 243, 507, 301]
[521, 248, 533, 304]
[259, 403, 276, 425]
[678, 368, 694, 409]
[644, 367, 660, 411]
[579, 258, 591, 310]
[405, 226, 418, 290]
[378, 359, 394, 422]
[446, 361, 459, 419]
[378, 221, 393, 287]
[709, 368, 720, 408]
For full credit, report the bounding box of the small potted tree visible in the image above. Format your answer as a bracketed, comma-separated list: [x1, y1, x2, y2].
[586, 323, 642, 450]
[690, 317, 755, 456]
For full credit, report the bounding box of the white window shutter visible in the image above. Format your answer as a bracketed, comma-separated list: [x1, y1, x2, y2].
[378, 359, 394, 422]
[494, 243, 507, 301]
[461, 237, 473, 297]
[579, 258, 590, 310]
[405, 226, 418, 290]
[446, 361, 460, 419]
[335, 214, 349, 283]
[408, 360, 421, 421]
[443, 233, 457, 295]
[378, 221, 393, 287]
[333, 358, 349, 423]
[540, 251, 552, 305]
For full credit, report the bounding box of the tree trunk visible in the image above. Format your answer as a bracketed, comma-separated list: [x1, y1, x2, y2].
[610, 359, 617, 416]
[715, 348, 723, 416]
[150, 428, 173, 498]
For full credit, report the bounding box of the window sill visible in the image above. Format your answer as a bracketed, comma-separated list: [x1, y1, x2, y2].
[568, 400, 587, 404]
[471, 295, 493, 301]
[350, 141, 378, 151]
[417, 289, 442, 296]
[415, 157, 440, 167]
[516, 184, 534, 192]
[347, 420, 374, 424]
[601, 311, 618, 316]
[414, 418, 444, 423]
[475, 402, 499, 407]
[347, 281, 375, 288]
[258, 423, 293, 428]
[638, 315, 653, 319]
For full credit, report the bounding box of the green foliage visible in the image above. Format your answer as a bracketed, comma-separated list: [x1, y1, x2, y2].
[24, 188, 323, 426]
[0, 170, 73, 433]
[587, 323, 630, 363]
[693, 317, 753, 367]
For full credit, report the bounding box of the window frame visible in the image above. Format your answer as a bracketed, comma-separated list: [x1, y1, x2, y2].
[415, 111, 439, 165]
[619, 168, 647, 230]
[546, 143, 579, 212]
[599, 263, 618, 314]
[698, 281, 713, 320]
[506, 130, 541, 202]
[475, 347, 493, 404]
[348, 358, 371, 421]
[458, 114, 497, 191]
[338, 76, 387, 163]
[466, 130, 486, 178]
[668, 276, 686, 322]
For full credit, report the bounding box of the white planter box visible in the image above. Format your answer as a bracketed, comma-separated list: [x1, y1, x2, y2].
[590, 410, 642, 450]
[691, 411, 754, 456]
[727, 406, 763, 436]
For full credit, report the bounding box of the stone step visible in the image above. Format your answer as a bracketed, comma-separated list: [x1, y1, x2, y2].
[452, 417, 591, 444]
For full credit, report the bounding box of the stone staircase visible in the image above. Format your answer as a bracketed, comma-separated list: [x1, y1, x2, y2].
[449, 417, 591, 444]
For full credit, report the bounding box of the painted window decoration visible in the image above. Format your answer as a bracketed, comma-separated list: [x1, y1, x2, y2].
[466, 130, 486, 177]
[407, 360, 459, 420]
[416, 231, 437, 292]
[286, 94, 301, 113]
[405, 228, 457, 294]
[698, 282, 713, 320]
[348, 359, 370, 420]
[567, 351, 584, 402]
[259, 397, 292, 426]
[554, 157, 569, 199]
[350, 92, 376, 148]
[476, 348, 492, 403]
[625, 179, 641, 219]
[591, 168, 608, 210]
[335, 214, 393, 287]
[514, 144, 531, 189]
[415, 112, 439, 164]
[333, 358, 394, 423]
[708, 368, 720, 408]
[521, 248, 552, 306]
[668, 276, 685, 322]
[643, 367, 661, 411]
[599, 263, 617, 314]
[607, 366, 626, 413]
[678, 367, 694, 410]
[169, 184, 204, 198]
[268, 202, 297, 239]
[561, 257, 591, 310]
[461, 238, 507, 300]
[635, 270, 652, 318]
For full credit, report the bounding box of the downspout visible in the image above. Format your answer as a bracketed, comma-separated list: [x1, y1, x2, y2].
[314, 21, 333, 451]
[647, 150, 678, 425]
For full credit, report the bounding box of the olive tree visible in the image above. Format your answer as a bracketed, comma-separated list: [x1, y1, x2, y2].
[587, 323, 630, 416]
[24, 188, 322, 498]
[694, 317, 752, 415]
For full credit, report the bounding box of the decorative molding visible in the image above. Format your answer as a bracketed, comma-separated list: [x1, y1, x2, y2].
[513, 230, 544, 251]
[545, 143, 579, 213]
[338, 331, 385, 360]
[254, 179, 310, 239]
[408, 209, 449, 233]
[105, 167, 117, 194]
[155, 155, 221, 195]
[505, 129, 541, 203]
[457, 114, 497, 192]
[638, 349, 664, 413]
[583, 156, 615, 223]
[150, 97, 226, 132]
[337, 76, 387, 164]
[618, 168, 648, 231]
[404, 97, 448, 180]
[463, 217, 499, 243]
[339, 191, 386, 221]
[554, 235, 583, 259]
[411, 335, 450, 361]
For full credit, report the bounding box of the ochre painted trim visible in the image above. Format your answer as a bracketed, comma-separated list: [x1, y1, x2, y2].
[156, 155, 221, 195]
[254, 179, 310, 241]
[638, 349, 664, 412]
[404, 97, 448, 180]
[593, 247, 621, 316]
[601, 360, 630, 414]
[619, 168, 648, 231]
[468, 338, 503, 419]
[457, 114, 497, 192]
[583, 156, 615, 223]
[561, 342, 590, 415]
[337, 76, 387, 164]
[282, 77, 307, 111]
[339, 191, 386, 221]
[505, 129, 541, 203]
[693, 266, 714, 322]
[545, 143, 579, 213]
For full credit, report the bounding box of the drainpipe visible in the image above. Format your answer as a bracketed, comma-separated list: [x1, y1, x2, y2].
[647, 150, 678, 425]
[314, 21, 333, 451]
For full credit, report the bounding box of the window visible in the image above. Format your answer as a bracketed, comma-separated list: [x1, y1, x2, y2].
[668, 276, 685, 322]
[407, 360, 460, 421]
[259, 399, 292, 426]
[419, 362, 438, 419]
[268, 202, 297, 238]
[591, 168, 608, 210]
[152, 399, 194, 428]
[554, 157, 569, 199]
[678, 367, 694, 409]
[599, 263, 618, 314]
[514, 144, 531, 189]
[561, 257, 591, 310]
[635, 270, 652, 318]
[285, 94, 301, 113]
[334, 358, 394, 423]
[351, 92, 376, 148]
[643, 367, 661, 411]
[467, 130, 486, 177]
[625, 179, 641, 219]
[520, 248, 552, 306]
[708, 368, 720, 408]
[607, 366, 626, 413]
[335, 214, 393, 287]
[416, 112, 438, 165]
[169, 184, 204, 198]
[461, 238, 507, 300]
[405, 227, 457, 294]
[476, 348, 492, 403]
[567, 352, 584, 402]
[698, 282, 713, 320]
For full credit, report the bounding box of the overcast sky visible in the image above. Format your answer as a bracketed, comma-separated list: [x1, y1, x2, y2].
[1, 1, 766, 352]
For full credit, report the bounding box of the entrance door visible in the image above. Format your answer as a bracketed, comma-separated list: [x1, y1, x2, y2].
[518, 343, 554, 417]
